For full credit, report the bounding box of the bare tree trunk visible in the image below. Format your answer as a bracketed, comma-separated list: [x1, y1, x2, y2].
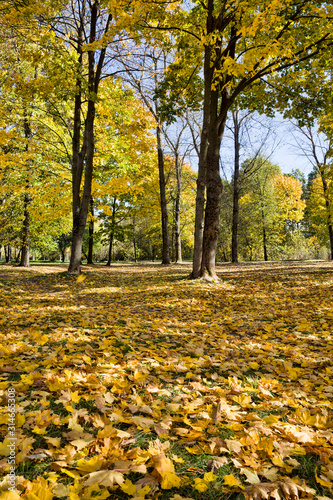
[156, 125, 170, 265]
[5, 245, 11, 263]
[68, 2, 110, 274]
[321, 176, 333, 260]
[68, 8, 85, 274]
[191, 44, 212, 278]
[19, 190, 31, 267]
[106, 232, 114, 267]
[171, 206, 175, 262]
[19, 114, 32, 267]
[261, 203, 268, 261]
[174, 152, 182, 263]
[133, 216, 137, 262]
[231, 111, 240, 263]
[106, 197, 117, 267]
[87, 197, 94, 264]
[200, 131, 224, 279]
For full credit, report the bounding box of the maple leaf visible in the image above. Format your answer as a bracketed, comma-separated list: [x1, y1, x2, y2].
[0, 492, 21, 500]
[223, 474, 244, 489]
[83, 470, 124, 488]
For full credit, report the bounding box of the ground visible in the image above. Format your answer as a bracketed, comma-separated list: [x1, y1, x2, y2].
[0, 261, 332, 500]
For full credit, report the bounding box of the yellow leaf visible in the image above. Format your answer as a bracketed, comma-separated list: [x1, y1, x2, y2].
[185, 446, 202, 455]
[232, 394, 252, 407]
[223, 474, 244, 488]
[249, 362, 260, 370]
[120, 479, 136, 495]
[52, 484, 69, 497]
[203, 471, 217, 483]
[0, 491, 21, 500]
[0, 439, 11, 456]
[16, 414, 25, 427]
[24, 477, 54, 500]
[60, 468, 81, 479]
[76, 456, 104, 472]
[115, 429, 132, 438]
[39, 335, 49, 345]
[136, 485, 151, 496]
[84, 470, 124, 488]
[32, 427, 47, 435]
[193, 478, 209, 492]
[315, 472, 331, 488]
[272, 456, 285, 467]
[44, 437, 61, 448]
[240, 468, 260, 484]
[263, 414, 280, 426]
[76, 274, 86, 282]
[71, 391, 81, 403]
[70, 437, 94, 450]
[161, 472, 182, 489]
[21, 374, 34, 385]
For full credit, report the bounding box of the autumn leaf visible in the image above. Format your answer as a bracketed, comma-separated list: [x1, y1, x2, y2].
[83, 470, 124, 488]
[1, 262, 333, 500]
[223, 474, 244, 489]
[120, 478, 136, 495]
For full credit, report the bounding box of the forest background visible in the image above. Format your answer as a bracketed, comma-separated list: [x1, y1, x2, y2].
[1, 0, 333, 273]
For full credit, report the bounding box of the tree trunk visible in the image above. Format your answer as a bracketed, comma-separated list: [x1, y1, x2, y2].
[5, 245, 11, 263]
[106, 197, 117, 267]
[231, 111, 240, 263]
[171, 208, 175, 262]
[133, 216, 137, 262]
[321, 175, 333, 260]
[156, 125, 171, 265]
[19, 190, 31, 267]
[68, 2, 109, 274]
[19, 113, 32, 268]
[191, 5, 236, 278]
[174, 152, 182, 263]
[106, 232, 114, 267]
[261, 204, 268, 261]
[133, 237, 137, 263]
[200, 131, 224, 279]
[68, 10, 85, 274]
[191, 45, 212, 278]
[87, 197, 94, 264]
[16, 249, 21, 263]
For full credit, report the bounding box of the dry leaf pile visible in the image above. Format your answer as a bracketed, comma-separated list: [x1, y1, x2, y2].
[0, 261, 332, 500]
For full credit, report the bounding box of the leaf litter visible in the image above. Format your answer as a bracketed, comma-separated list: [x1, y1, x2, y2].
[0, 261, 332, 500]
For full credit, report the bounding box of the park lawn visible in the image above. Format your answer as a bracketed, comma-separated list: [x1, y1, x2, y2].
[0, 261, 332, 500]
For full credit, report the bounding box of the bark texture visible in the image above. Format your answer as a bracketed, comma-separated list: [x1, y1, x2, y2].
[231, 111, 240, 263]
[87, 197, 94, 264]
[174, 151, 182, 263]
[156, 125, 171, 265]
[68, 2, 110, 274]
[106, 198, 117, 266]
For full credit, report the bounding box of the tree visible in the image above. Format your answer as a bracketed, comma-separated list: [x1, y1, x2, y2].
[239, 160, 305, 261]
[291, 125, 333, 259]
[226, 110, 275, 263]
[117, 45, 174, 264]
[154, 0, 333, 278]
